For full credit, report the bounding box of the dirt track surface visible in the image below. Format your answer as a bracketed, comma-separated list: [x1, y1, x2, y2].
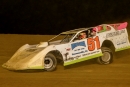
[0, 34, 130, 87]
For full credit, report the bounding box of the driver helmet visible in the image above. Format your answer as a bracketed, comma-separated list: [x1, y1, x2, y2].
[79, 32, 86, 39]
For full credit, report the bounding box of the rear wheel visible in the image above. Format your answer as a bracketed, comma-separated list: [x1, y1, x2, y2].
[44, 53, 57, 71]
[97, 47, 113, 64]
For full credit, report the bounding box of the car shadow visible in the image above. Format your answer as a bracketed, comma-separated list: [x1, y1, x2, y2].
[63, 58, 98, 70]
[114, 49, 130, 59]
[10, 69, 46, 73]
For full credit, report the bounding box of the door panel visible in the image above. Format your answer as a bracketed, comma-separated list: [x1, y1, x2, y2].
[56, 36, 102, 65]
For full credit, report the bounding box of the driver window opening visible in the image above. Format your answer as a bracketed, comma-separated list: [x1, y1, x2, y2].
[73, 31, 87, 41]
[88, 28, 96, 37]
[73, 29, 97, 42]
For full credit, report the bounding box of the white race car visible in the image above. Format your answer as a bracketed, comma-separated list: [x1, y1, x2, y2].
[2, 22, 130, 71]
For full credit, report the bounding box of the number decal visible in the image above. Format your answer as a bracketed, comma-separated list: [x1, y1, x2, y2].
[87, 36, 100, 51]
[94, 36, 100, 49]
[87, 38, 95, 51]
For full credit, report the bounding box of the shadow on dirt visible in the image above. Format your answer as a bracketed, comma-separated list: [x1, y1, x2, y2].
[9, 69, 46, 73]
[114, 49, 130, 59]
[64, 58, 98, 70]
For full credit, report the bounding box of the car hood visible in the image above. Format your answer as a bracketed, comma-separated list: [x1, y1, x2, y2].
[2, 44, 46, 70]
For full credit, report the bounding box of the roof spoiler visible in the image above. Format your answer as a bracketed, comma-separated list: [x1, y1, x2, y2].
[108, 22, 127, 30]
[93, 22, 128, 32]
[116, 22, 127, 30]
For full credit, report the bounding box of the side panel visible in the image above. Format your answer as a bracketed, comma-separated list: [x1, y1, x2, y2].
[56, 37, 102, 66]
[105, 28, 130, 51]
[64, 36, 102, 66]
[94, 22, 130, 52]
[56, 22, 130, 66]
[55, 43, 71, 61]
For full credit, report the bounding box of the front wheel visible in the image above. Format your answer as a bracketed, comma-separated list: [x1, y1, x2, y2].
[97, 47, 113, 64]
[44, 53, 57, 71]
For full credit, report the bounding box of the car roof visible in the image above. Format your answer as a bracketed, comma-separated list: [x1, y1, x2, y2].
[60, 23, 113, 34]
[61, 28, 90, 34]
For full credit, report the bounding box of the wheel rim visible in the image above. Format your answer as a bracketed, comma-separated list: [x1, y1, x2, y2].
[44, 57, 53, 69]
[101, 52, 111, 62]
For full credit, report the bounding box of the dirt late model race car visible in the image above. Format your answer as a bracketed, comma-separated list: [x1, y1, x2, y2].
[2, 22, 130, 71]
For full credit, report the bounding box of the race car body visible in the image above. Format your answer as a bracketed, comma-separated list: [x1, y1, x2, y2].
[2, 22, 130, 71]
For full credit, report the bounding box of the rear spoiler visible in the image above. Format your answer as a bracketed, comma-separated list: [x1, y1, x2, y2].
[110, 22, 127, 30]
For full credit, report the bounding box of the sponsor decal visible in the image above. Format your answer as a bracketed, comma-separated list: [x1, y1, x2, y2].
[71, 41, 87, 55]
[67, 36, 101, 61]
[106, 29, 125, 38]
[66, 55, 81, 61]
[74, 48, 85, 51]
[71, 41, 86, 50]
[65, 50, 100, 61]
[117, 38, 127, 45]
[72, 50, 88, 55]
[117, 41, 126, 45]
[64, 52, 69, 61]
[66, 48, 71, 51]
[71, 36, 100, 56]
[82, 50, 100, 56]
[64, 53, 103, 66]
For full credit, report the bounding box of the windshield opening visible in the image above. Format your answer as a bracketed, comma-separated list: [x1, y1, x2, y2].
[48, 33, 76, 44]
[60, 34, 75, 43]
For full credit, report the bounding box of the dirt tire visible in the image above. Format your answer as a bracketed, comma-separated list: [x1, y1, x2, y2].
[44, 53, 57, 71]
[97, 47, 113, 64]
